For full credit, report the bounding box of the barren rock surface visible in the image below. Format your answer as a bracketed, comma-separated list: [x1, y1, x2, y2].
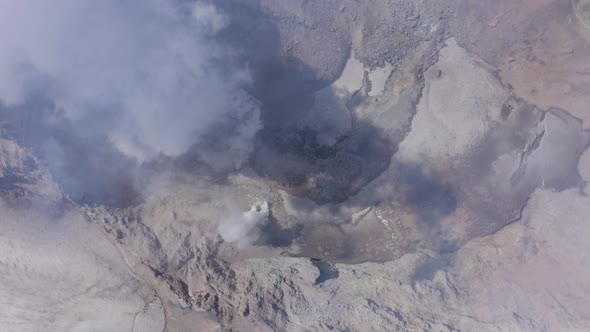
[1, 0, 590, 331]
[0, 200, 164, 332]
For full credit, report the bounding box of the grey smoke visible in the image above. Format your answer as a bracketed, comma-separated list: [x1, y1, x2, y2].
[0, 0, 261, 166]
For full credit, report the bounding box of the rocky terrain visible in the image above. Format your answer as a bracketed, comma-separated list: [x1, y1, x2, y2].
[0, 140, 165, 332]
[1, 0, 590, 331]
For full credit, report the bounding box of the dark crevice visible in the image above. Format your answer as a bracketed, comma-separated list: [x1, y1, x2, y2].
[311, 258, 340, 284]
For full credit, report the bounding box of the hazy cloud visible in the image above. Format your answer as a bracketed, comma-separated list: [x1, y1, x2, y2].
[192, 2, 230, 33]
[0, 0, 261, 165]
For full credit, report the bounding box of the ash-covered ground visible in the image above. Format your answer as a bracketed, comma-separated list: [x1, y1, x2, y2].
[1, 0, 590, 331]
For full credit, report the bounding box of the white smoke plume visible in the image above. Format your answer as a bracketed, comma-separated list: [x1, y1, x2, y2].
[0, 0, 261, 166]
[218, 201, 269, 247]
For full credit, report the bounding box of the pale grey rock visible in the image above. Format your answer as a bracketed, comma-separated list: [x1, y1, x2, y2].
[0, 138, 62, 201]
[0, 201, 164, 332]
[83, 180, 590, 331]
[0, 139, 164, 332]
